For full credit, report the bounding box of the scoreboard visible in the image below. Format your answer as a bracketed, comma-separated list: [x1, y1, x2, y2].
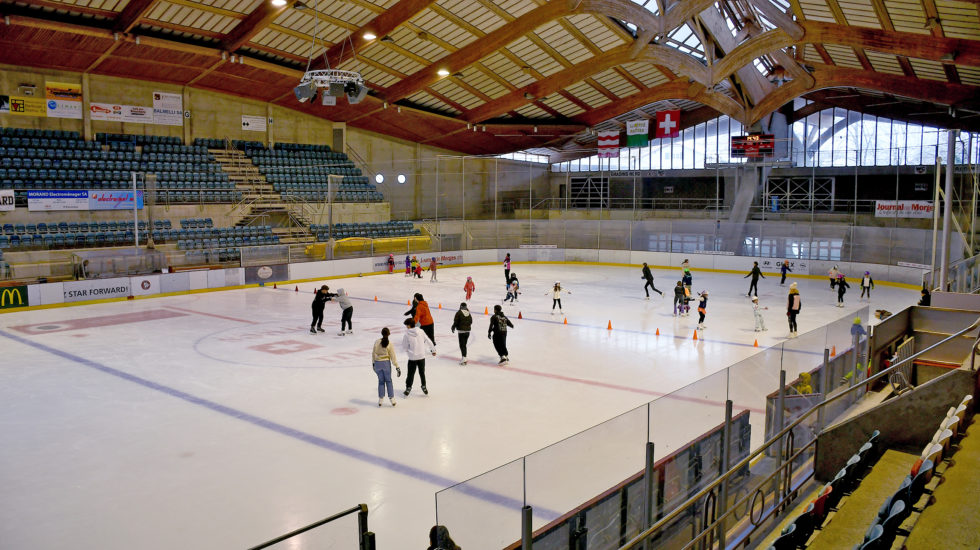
[731, 133, 775, 158]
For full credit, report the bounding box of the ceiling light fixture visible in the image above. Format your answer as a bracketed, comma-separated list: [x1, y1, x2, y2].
[939, 51, 957, 63]
[271, 0, 287, 6]
[293, 1, 307, 8]
[452, 72, 464, 78]
[363, 31, 377, 40]
[294, 0, 365, 106]
[437, 68, 450, 76]
[380, 35, 394, 43]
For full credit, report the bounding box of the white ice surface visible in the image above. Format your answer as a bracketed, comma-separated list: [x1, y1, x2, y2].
[0, 264, 917, 549]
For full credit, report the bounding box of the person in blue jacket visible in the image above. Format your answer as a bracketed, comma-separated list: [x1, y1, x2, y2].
[780, 261, 792, 285]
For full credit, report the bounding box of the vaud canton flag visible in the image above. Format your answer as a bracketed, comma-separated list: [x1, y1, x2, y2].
[597, 130, 620, 158]
[625, 120, 649, 148]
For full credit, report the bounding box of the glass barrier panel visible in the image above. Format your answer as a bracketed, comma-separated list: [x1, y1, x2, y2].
[434, 457, 525, 549]
[257, 513, 361, 549]
[523, 404, 648, 549]
[596, 220, 631, 252]
[726, 345, 784, 452]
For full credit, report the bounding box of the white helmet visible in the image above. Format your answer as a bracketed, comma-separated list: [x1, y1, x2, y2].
[555, 281, 560, 285]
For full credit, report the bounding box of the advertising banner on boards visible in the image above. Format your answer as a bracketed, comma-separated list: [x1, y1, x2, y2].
[760, 258, 810, 275]
[9, 96, 46, 117]
[90, 103, 154, 123]
[28, 190, 88, 211]
[874, 200, 934, 218]
[63, 279, 131, 302]
[0, 189, 14, 211]
[245, 264, 288, 284]
[0, 285, 29, 309]
[89, 190, 144, 210]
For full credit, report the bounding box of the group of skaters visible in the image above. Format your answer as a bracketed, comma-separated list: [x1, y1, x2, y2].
[641, 259, 884, 339]
[387, 254, 441, 281]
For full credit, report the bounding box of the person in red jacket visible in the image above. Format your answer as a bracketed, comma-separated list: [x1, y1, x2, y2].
[463, 276, 475, 300]
[413, 292, 436, 345]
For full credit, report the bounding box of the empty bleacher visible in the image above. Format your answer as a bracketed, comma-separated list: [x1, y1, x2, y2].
[0, 219, 169, 250]
[310, 221, 418, 240]
[175, 218, 278, 251]
[244, 141, 383, 203]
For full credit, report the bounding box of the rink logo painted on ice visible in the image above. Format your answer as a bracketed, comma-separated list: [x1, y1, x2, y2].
[249, 340, 320, 355]
[0, 286, 28, 309]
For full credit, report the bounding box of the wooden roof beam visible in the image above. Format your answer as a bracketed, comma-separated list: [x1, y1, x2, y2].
[113, 0, 159, 33]
[223, 0, 293, 53]
[748, 0, 804, 40]
[317, 0, 435, 70]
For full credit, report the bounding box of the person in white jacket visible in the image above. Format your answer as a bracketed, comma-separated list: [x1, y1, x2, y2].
[752, 295, 768, 332]
[546, 281, 571, 314]
[402, 318, 436, 397]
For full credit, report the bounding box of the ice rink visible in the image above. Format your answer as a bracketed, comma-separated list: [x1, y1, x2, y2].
[0, 262, 919, 549]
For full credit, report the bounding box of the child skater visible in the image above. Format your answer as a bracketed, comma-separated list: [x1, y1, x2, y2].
[780, 261, 792, 285]
[334, 288, 354, 335]
[836, 273, 849, 307]
[429, 257, 439, 282]
[860, 271, 875, 300]
[828, 265, 839, 289]
[787, 282, 802, 338]
[673, 281, 685, 317]
[641, 262, 663, 299]
[414, 262, 423, 279]
[504, 277, 519, 304]
[696, 290, 708, 330]
[404, 255, 411, 276]
[451, 302, 472, 365]
[387, 254, 395, 274]
[682, 285, 693, 316]
[371, 327, 400, 407]
[488, 304, 514, 365]
[411, 256, 419, 276]
[463, 276, 475, 300]
[503, 253, 511, 283]
[752, 295, 768, 332]
[682, 267, 693, 293]
[546, 281, 571, 315]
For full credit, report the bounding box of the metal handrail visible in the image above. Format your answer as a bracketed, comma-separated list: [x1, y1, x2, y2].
[620, 316, 980, 549]
[245, 503, 373, 550]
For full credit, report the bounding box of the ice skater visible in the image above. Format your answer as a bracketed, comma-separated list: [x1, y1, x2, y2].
[334, 288, 354, 335]
[371, 327, 400, 407]
[310, 284, 331, 334]
[787, 282, 802, 337]
[745, 261, 764, 297]
[641, 262, 662, 299]
[463, 276, 475, 300]
[780, 261, 792, 285]
[503, 253, 511, 283]
[504, 278, 519, 304]
[387, 254, 395, 274]
[488, 304, 514, 365]
[682, 267, 692, 292]
[836, 273, 849, 307]
[414, 263, 423, 279]
[428, 257, 439, 282]
[405, 255, 411, 276]
[451, 302, 472, 365]
[752, 295, 768, 332]
[681, 258, 690, 271]
[860, 271, 875, 299]
[402, 318, 435, 396]
[682, 285, 693, 316]
[828, 265, 840, 289]
[546, 281, 570, 314]
[672, 281, 685, 316]
[412, 293, 436, 345]
[696, 290, 708, 330]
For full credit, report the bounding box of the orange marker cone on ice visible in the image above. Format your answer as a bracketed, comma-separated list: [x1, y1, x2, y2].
[754, 339, 759, 347]
[438, 303, 442, 309]
[563, 318, 568, 325]
[295, 286, 298, 292]
[374, 296, 378, 302]
[518, 311, 522, 319]
[408, 300, 411, 306]
[273, 283, 277, 289]
[831, 345, 836, 357]
[484, 306, 489, 315]
[607, 321, 613, 330]
[655, 328, 660, 336]
[693, 330, 698, 340]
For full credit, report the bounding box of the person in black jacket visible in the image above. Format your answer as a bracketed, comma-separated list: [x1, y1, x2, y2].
[310, 285, 333, 334]
[672, 281, 685, 316]
[836, 274, 849, 307]
[451, 302, 473, 365]
[745, 261, 764, 297]
[488, 304, 514, 365]
[428, 525, 461, 550]
[918, 287, 931, 306]
[641, 262, 662, 299]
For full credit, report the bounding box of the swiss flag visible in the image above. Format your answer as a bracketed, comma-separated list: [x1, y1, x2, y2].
[655, 110, 681, 138]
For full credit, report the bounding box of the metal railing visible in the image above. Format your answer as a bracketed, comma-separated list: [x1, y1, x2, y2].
[620, 316, 980, 549]
[245, 503, 375, 550]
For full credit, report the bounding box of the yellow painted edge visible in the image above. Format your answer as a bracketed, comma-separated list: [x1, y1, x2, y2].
[0, 260, 921, 314]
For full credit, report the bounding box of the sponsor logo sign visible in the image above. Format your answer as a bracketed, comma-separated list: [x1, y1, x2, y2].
[45, 81, 82, 119]
[152, 91, 183, 126]
[0, 95, 9, 114]
[89, 103, 154, 123]
[27, 190, 88, 211]
[760, 258, 810, 275]
[874, 200, 934, 219]
[241, 115, 267, 132]
[63, 279, 132, 302]
[9, 96, 46, 117]
[0, 189, 14, 211]
[0, 286, 28, 309]
[88, 190, 144, 210]
[245, 264, 288, 284]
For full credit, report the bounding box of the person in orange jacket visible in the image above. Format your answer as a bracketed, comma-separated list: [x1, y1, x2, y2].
[463, 276, 475, 300]
[412, 292, 436, 345]
[428, 257, 439, 282]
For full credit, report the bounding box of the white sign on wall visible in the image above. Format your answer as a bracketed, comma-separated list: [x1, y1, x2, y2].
[241, 115, 267, 132]
[152, 91, 183, 126]
[0, 189, 14, 211]
[90, 103, 154, 123]
[874, 200, 934, 219]
[63, 278, 131, 302]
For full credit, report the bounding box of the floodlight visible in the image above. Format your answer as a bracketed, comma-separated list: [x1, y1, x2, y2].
[294, 81, 317, 103]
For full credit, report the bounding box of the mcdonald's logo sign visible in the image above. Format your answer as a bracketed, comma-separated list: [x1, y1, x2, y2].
[0, 286, 28, 309]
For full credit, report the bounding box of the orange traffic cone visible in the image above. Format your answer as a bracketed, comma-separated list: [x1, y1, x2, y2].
[831, 345, 836, 357]
[607, 320, 613, 330]
[484, 306, 489, 315]
[273, 283, 277, 289]
[563, 318, 568, 325]
[693, 330, 698, 340]
[374, 296, 378, 302]
[408, 300, 411, 306]
[754, 339, 759, 347]
[438, 303, 442, 309]
[655, 328, 660, 336]
[518, 311, 522, 319]
[295, 286, 298, 292]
